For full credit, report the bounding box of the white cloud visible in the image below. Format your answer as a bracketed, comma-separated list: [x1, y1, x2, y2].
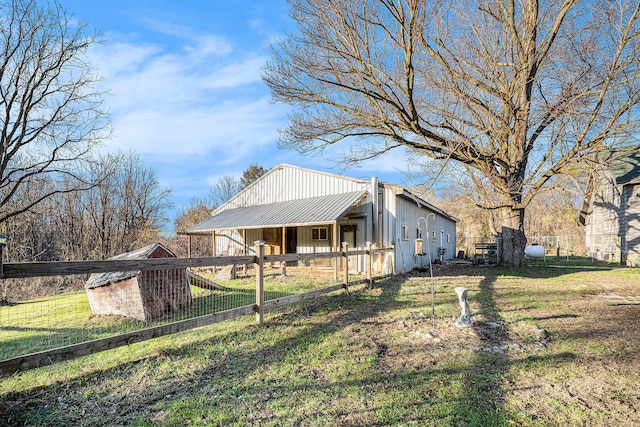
[89, 24, 284, 162]
[111, 96, 284, 158]
[84, 13, 417, 216]
[184, 34, 233, 57]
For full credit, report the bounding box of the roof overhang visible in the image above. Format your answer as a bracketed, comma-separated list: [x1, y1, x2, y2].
[396, 189, 460, 223]
[186, 191, 368, 235]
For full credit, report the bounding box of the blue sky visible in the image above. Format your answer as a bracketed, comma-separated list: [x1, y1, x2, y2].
[61, 0, 419, 226]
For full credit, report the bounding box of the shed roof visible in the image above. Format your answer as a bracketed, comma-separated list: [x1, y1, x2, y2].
[394, 188, 460, 223]
[187, 191, 368, 234]
[607, 152, 640, 185]
[85, 243, 176, 289]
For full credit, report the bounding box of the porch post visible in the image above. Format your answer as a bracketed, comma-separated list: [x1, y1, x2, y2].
[212, 231, 218, 271]
[366, 241, 372, 289]
[282, 227, 286, 255]
[242, 229, 247, 275]
[342, 241, 350, 295]
[242, 230, 247, 255]
[254, 240, 265, 325]
[187, 235, 192, 258]
[333, 222, 339, 281]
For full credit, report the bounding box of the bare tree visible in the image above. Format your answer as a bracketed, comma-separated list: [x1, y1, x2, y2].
[3, 151, 172, 261]
[175, 197, 214, 234]
[209, 175, 241, 207]
[264, 0, 640, 267]
[0, 0, 110, 227]
[79, 152, 172, 258]
[174, 196, 214, 256]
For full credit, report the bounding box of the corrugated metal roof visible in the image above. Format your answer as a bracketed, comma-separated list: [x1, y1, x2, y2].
[188, 191, 368, 234]
[85, 243, 176, 289]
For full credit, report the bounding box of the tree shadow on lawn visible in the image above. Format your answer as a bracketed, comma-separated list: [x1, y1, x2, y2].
[452, 266, 588, 424]
[453, 274, 514, 425]
[437, 262, 624, 280]
[442, 264, 619, 425]
[0, 269, 590, 426]
[0, 278, 406, 425]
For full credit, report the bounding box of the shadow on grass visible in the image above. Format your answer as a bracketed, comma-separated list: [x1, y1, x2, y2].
[445, 266, 587, 425]
[0, 269, 590, 426]
[447, 274, 512, 425]
[0, 279, 406, 426]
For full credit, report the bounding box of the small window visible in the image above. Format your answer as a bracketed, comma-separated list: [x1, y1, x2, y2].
[402, 225, 410, 240]
[312, 227, 328, 240]
[432, 231, 436, 242]
[416, 228, 422, 239]
[447, 233, 451, 243]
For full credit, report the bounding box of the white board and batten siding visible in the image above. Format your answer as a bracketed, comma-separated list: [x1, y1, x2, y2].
[583, 153, 640, 265]
[371, 183, 457, 273]
[220, 164, 370, 211]
[622, 183, 640, 265]
[392, 190, 457, 273]
[585, 170, 622, 259]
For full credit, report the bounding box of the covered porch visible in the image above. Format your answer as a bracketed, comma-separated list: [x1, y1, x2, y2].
[185, 191, 370, 273]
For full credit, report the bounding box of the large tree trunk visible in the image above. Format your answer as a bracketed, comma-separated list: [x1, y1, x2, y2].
[500, 208, 527, 269]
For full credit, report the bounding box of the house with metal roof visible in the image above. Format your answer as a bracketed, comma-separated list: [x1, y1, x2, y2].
[580, 152, 640, 266]
[187, 163, 458, 274]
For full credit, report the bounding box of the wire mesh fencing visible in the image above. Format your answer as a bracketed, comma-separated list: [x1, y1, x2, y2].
[0, 266, 256, 365]
[0, 246, 394, 376]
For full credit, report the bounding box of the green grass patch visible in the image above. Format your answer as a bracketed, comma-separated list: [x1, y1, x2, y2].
[0, 274, 341, 362]
[1, 267, 639, 426]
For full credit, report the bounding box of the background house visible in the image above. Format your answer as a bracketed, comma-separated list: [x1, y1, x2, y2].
[580, 152, 640, 265]
[85, 243, 192, 321]
[187, 164, 458, 274]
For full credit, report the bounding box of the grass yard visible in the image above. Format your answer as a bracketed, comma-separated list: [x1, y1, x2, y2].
[0, 264, 639, 426]
[0, 272, 336, 361]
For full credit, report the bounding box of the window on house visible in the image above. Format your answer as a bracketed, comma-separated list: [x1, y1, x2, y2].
[402, 225, 410, 240]
[312, 227, 328, 240]
[432, 231, 436, 242]
[416, 228, 422, 239]
[447, 233, 451, 243]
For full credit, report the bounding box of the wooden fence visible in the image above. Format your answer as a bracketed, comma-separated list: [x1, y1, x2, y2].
[0, 243, 394, 377]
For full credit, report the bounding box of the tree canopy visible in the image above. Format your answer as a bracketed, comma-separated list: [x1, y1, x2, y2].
[240, 163, 267, 189]
[0, 0, 110, 226]
[264, 0, 640, 267]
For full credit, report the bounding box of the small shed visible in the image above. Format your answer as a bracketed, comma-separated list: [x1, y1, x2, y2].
[85, 243, 192, 321]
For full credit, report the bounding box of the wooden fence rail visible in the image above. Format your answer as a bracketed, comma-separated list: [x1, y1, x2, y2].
[0, 243, 395, 376]
[3, 249, 393, 279]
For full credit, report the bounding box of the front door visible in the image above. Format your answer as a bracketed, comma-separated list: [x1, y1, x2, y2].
[285, 227, 297, 265]
[341, 224, 357, 270]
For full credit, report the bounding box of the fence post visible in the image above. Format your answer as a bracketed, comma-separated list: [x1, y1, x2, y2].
[392, 241, 396, 275]
[342, 242, 350, 295]
[280, 261, 286, 276]
[366, 241, 372, 289]
[254, 240, 265, 325]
